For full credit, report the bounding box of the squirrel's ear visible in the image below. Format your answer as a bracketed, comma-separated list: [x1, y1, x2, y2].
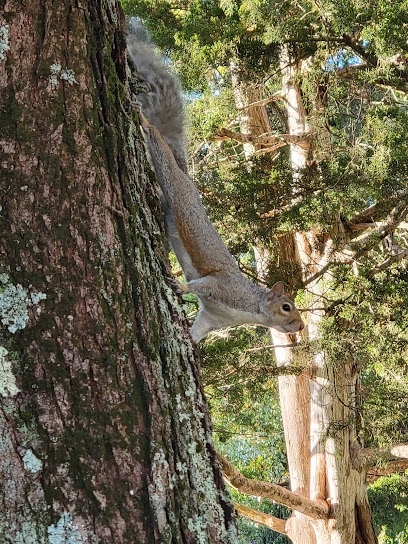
[266, 281, 285, 301]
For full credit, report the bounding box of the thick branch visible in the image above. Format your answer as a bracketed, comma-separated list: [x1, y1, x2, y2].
[236, 94, 284, 112]
[352, 443, 408, 471]
[367, 459, 408, 484]
[341, 34, 408, 93]
[217, 452, 329, 520]
[346, 200, 408, 254]
[303, 198, 408, 286]
[234, 502, 287, 535]
[213, 127, 311, 149]
[341, 35, 377, 67]
[348, 191, 408, 234]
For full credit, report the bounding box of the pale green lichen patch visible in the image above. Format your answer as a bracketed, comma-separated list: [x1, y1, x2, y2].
[0, 346, 20, 397]
[11, 521, 47, 544]
[22, 449, 43, 474]
[188, 515, 210, 544]
[0, 22, 9, 61]
[30, 292, 47, 305]
[0, 274, 46, 333]
[47, 513, 86, 544]
[148, 444, 180, 539]
[0, 281, 29, 333]
[49, 62, 78, 89]
[49, 63, 61, 89]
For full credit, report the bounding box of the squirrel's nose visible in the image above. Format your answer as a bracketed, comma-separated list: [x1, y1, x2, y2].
[299, 321, 305, 331]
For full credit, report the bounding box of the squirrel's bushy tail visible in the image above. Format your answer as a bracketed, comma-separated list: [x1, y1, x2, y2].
[127, 20, 188, 173]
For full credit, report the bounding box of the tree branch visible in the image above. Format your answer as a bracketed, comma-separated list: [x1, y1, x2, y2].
[302, 198, 408, 286]
[217, 452, 329, 519]
[341, 34, 408, 93]
[246, 343, 300, 352]
[335, 62, 369, 79]
[367, 459, 408, 484]
[236, 94, 284, 111]
[213, 127, 311, 149]
[352, 443, 408, 471]
[234, 502, 287, 535]
[348, 191, 408, 234]
[346, 200, 408, 255]
[341, 35, 378, 68]
[368, 248, 408, 277]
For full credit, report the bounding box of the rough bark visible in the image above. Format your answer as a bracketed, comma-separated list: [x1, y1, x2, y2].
[0, 1, 236, 542]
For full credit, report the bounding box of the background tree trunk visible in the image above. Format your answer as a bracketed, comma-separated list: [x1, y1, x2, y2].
[0, 1, 237, 542]
[272, 49, 377, 544]
[230, 61, 274, 160]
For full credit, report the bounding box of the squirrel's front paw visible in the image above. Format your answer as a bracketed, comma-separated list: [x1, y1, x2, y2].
[166, 277, 189, 294]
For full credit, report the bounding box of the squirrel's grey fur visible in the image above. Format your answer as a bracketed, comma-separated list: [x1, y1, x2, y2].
[127, 21, 188, 173]
[127, 25, 304, 342]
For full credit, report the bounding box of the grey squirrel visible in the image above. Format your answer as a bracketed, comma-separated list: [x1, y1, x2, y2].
[127, 28, 305, 343]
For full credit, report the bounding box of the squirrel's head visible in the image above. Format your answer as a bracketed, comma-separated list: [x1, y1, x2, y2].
[261, 282, 305, 334]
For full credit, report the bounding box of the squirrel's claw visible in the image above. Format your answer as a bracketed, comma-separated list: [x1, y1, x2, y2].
[166, 277, 188, 294]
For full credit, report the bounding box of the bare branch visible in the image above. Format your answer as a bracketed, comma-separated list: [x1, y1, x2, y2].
[217, 452, 329, 519]
[213, 127, 311, 149]
[246, 343, 299, 352]
[367, 459, 408, 484]
[346, 200, 408, 254]
[192, 140, 224, 167]
[253, 143, 288, 155]
[236, 94, 284, 112]
[352, 443, 408, 471]
[234, 502, 287, 535]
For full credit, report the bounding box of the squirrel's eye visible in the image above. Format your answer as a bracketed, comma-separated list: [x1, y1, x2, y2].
[282, 303, 291, 312]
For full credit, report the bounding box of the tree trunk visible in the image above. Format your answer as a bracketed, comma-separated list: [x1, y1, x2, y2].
[271, 48, 377, 543]
[230, 60, 274, 159]
[0, 2, 236, 542]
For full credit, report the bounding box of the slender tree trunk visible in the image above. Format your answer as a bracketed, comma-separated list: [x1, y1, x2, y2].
[0, 2, 236, 542]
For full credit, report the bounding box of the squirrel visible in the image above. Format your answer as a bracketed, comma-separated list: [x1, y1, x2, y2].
[127, 27, 305, 343]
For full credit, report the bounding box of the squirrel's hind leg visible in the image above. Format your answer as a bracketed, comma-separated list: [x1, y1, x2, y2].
[190, 308, 226, 343]
[190, 310, 214, 343]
